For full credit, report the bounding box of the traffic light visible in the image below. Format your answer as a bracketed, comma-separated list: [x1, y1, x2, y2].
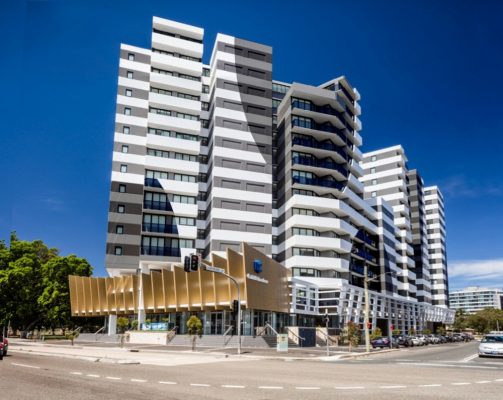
[232, 300, 239, 314]
[390, 324, 395, 331]
[367, 322, 372, 329]
[190, 254, 199, 271]
[183, 256, 191, 272]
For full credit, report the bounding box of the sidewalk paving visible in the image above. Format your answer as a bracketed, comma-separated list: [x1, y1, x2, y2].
[8, 338, 395, 366]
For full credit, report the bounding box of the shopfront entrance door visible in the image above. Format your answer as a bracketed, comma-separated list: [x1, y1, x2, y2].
[210, 311, 223, 335]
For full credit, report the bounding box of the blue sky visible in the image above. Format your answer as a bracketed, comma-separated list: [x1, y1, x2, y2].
[1, 1, 502, 290]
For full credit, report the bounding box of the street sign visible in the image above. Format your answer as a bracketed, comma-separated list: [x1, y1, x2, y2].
[204, 265, 225, 274]
[277, 334, 289, 352]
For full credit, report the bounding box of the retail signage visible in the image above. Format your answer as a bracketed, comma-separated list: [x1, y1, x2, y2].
[253, 259, 263, 274]
[246, 273, 268, 284]
[277, 334, 288, 352]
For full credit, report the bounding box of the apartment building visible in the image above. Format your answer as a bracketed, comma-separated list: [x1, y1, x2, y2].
[449, 287, 503, 314]
[425, 186, 449, 307]
[98, 16, 454, 335]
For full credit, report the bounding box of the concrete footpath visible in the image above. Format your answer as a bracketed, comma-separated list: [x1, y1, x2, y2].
[7, 338, 393, 366]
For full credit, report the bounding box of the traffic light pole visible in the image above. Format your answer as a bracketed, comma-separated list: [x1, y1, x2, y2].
[364, 264, 371, 353]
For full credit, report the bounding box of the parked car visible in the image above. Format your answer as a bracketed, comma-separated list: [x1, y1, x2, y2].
[0, 333, 7, 357]
[393, 334, 413, 347]
[479, 333, 503, 357]
[371, 337, 399, 348]
[417, 335, 430, 345]
[0, 341, 3, 360]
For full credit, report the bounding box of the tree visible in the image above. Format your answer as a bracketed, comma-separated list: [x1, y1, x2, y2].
[453, 309, 468, 332]
[186, 315, 203, 351]
[117, 317, 129, 347]
[436, 326, 446, 335]
[392, 329, 401, 335]
[0, 233, 92, 334]
[38, 255, 92, 332]
[346, 321, 361, 352]
[370, 327, 382, 340]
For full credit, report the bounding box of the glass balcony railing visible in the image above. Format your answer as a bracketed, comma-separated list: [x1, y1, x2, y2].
[143, 200, 172, 211]
[292, 117, 347, 144]
[292, 156, 348, 177]
[140, 246, 181, 257]
[142, 223, 179, 234]
[292, 175, 345, 191]
[292, 136, 349, 161]
[145, 178, 162, 188]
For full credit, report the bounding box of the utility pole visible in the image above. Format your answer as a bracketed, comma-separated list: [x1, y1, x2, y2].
[363, 264, 371, 353]
[325, 309, 330, 357]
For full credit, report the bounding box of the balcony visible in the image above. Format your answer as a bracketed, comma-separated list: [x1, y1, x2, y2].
[140, 246, 181, 257]
[292, 175, 345, 191]
[292, 156, 348, 177]
[142, 223, 180, 234]
[285, 255, 350, 271]
[292, 136, 349, 162]
[144, 200, 172, 211]
[292, 116, 348, 146]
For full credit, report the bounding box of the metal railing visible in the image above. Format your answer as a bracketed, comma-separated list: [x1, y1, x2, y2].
[317, 329, 338, 347]
[94, 326, 106, 341]
[166, 326, 178, 345]
[284, 327, 305, 347]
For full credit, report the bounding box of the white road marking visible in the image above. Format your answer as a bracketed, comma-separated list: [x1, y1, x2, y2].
[460, 353, 479, 363]
[11, 363, 40, 369]
[296, 386, 320, 390]
[494, 378, 503, 382]
[86, 374, 100, 378]
[476, 380, 491, 384]
[159, 381, 177, 385]
[190, 383, 210, 387]
[131, 379, 147, 383]
[397, 362, 497, 369]
[335, 386, 365, 390]
[258, 386, 283, 390]
[222, 385, 245, 388]
[379, 385, 407, 389]
[451, 382, 471, 385]
[419, 384, 442, 387]
[70, 372, 83, 375]
[106, 377, 121, 380]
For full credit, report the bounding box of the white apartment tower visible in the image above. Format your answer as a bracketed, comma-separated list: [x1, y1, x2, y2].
[425, 186, 449, 307]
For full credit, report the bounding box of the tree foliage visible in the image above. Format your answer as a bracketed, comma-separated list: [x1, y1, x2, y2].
[0, 233, 92, 332]
[370, 327, 382, 340]
[452, 308, 503, 333]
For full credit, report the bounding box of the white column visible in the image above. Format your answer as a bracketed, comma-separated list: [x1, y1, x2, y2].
[137, 266, 147, 326]
[108, 315, 117, 335]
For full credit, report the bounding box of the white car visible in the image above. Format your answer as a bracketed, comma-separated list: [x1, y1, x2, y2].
[479, 334, 503, 357]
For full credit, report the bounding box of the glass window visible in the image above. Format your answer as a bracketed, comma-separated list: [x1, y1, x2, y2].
[114, 246, 123, 255]
[128, 53, 135, 61]
[370, 167, 376, 173]
[121, 145, 128, 153]
[202, 85, 209, 93]
[125, 89, 132, 97]
[117, 205, 125, 213]
[371, 155, 377, 162]
[123, 126, 130, 134]
[127, 71, 133, 79]
[202, 68, 210, 77]
[120, 164, 128, 173]
[372, 179, 377, 185]
[116, 225, 124, 234]
[119, 184, 126, 193]
[371, 192, 377, 198]
[124, 107, 131, 115]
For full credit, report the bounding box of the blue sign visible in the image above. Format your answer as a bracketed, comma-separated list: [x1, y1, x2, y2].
[253, 259, 263, 274]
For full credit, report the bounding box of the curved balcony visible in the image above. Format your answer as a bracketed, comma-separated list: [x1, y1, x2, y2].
[292, 156, 349, 178]
[292, 175, 345, 191]
[292, 116, 348, 146]
[292, 136, 349, 162]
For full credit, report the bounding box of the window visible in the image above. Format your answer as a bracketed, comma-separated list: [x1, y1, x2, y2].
[202, 68, 210, 77]
[201, 102, 209, 111]
[173, 216, 196, 226]
[292, 227, 320, 236]
[116, 225, 124, 234]
[371, 192, 377, 198]
[125, 89, 132, 97]
[123, 126, 130, 134]
[128, 53, 135, 61]
[173, 195, 196, 204]
[114, 246, 123, 255]
[202, 85, 209, 93]
[121, 145, 129, 153]
[201, 119, 209, 128]
[174, 173, 197, 182]
[119, 184, 126, 193]
[124, 107, 131, 115]
[370, 167, 376, 174]
[120, 164, 128, 173]
[371, 155, 377, 162]
[127, 71, 133, 79]
[372, 179, 377, 185]
[117, 205, 125, 213]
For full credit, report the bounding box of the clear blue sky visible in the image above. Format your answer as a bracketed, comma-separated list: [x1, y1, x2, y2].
[1, 1, 502, 289]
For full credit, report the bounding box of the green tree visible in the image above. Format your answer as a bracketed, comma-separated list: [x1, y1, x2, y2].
[370, 327, 382, 340]
[187, 315, 203, 351]
[453, 309, 468, 332]
[117, 317, 129, 347]
[346, 321, 361, 352]
[436, 326, 446, 335]
[38, 255, 92, 333]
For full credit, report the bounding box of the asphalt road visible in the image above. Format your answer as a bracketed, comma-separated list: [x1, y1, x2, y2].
[1, 342, 503, 399]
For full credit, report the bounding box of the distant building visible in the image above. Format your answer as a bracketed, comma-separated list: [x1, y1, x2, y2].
[449, 287, 503, 314]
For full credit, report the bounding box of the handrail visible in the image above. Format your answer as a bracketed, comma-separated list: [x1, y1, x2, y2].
[223, 325, 234, 337]
[166, 325, 178, 344]
[94, 326, 106, 341]
[285, 327, 305, 347]
[265, 322, 279, 336]
[318, 329, 337, 345]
